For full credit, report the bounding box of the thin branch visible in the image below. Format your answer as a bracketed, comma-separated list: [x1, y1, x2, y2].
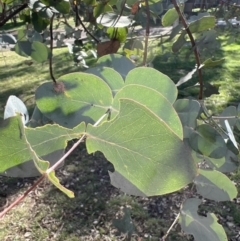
[46, 109, 110, 173]
[112, 0, 127, 27]
[0, 3, 28, 27]
[74, 4, 99, 43]
[0, 175, 45, 218]
[171, 0, 204, 100]
[142, 0, 150, 66]
[161, 212, 180, 241]
[49, 14, 57, 84]
[211, 116, 237, 119]
[58, 20, 73, 30]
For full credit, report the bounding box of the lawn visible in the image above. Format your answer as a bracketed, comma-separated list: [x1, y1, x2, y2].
[153, 29, 240, 113]
[0, 47, 79, 118]
[1, 26, 240, 241]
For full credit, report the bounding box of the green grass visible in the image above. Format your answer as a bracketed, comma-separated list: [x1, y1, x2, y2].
[0, 19, 26, 32]
[0, 17, 75, 32]
[153, 31, 240, 113]
[0, 47, 82, 118]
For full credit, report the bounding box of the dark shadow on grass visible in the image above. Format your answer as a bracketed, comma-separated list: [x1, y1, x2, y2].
[0, 21, 25, 32]
[0, 51, 76, 82]
[153, 35, 240, 112]
[0, 144, 188, 240]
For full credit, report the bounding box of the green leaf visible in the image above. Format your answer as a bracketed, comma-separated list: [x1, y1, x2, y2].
[125, 67, 177, 104]
[189, 16, 216, 33]
[27, 106, 52, 128]
[36, 73, 113, 128]
[18, 113, 75, 197]
[85, 66, 124, 96]
[94, 3, 112, 18]
[174, 99, 200, 128]
[179, 198, 228, 241]
[31, 31, 43, 42]
[0, 116, 30, 172]
[19, 9, 31, 23]
[192, 150, 237, 173]
[17, 29, 27, 41]
[172, 31, 186, 53]
[96, 54, 135, 78]
[107, 27, 128, 42]
[109, 170, 147, 196]
[2, 0, 15, 4]
[175, 68, 197, 87]
[126, 0, 138, 5]
[225, 120, 238, 154]
[0, 115, 85, 174]
[162, 8, 179, 27]
[32, 12, 50, 32]
[15, 41, 32, 56]
[48, 170, 74, 197]
[83, 0, 96, 5]
[86, 99, 197, 196]
[49, 0, 70, 14]
[194, 169, 237, 201]
[38, 7, 54, 19]
[31, 41, 50, 63]
[2, 34, 17, 44]
[18, 115, 50, 174]
[112, 84, 182, 138]
[144, 0, 163, 5]
[189, 124, 227, 158]
[30, 0, 45, 10]
[97, 12, 134, 27]
[26, 123, 85, 158]
[4, 95, 29, 124]
[167, 23, 183, 41]
[108, 0, 117, 4]
[112, 207, 135, 237]
[219, 106, 237, 128]
[202, 58, 225, 68]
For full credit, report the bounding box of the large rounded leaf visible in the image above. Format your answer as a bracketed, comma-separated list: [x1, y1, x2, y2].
[85, 66, 124, 96]
[162, 8, 178, 27]
[36, 73, 113, 128]
[179, 198, 227, 241]
[174, 99, 200, 128]
[194, 169, 237, 201]
[219, 106, 237, 128]
[31, 41, 50, 62]
[189, 16, 216, 33]
[94, 3, 112, 18]
[32, 12, 50, 32]
[15, 41, 32, 56]
[97, 12, 134, 27]
[96, 54, 135, 78]
[192, 150, 237, 173]
[189, 124, 228, 158]
[86, 99, 197, 196]
[4, 95, 29, 124]
[2, 33, 17, 44]
[112, 84, 183, 138]
[172, 31, 186, 53]
[0, 115, 85, 177]
[107, 27, 128, 42]
[125, 67, 177, 104]
[50, 0, 70, 14]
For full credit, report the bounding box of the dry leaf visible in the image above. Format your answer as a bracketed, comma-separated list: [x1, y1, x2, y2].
[131, 2, 140, 15]
[97, 40, 120, 57]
